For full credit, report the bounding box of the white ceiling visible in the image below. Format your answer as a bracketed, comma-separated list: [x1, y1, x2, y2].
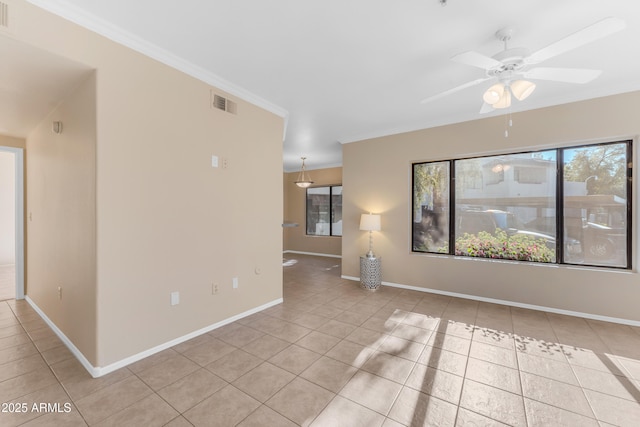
[14, 1, 640, 171]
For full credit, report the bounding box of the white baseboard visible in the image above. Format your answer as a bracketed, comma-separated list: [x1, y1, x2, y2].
[283, 250, 342, 259]
[341, 275, 640, 327]
[26, 296, 283, 378]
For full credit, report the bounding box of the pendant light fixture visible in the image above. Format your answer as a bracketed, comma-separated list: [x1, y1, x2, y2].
[294, 157, 314, 188]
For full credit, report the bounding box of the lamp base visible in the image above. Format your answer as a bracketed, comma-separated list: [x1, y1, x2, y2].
[365, 250, 376, 258]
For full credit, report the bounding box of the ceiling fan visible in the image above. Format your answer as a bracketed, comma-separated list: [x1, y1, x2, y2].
[420, 17, 626, 113]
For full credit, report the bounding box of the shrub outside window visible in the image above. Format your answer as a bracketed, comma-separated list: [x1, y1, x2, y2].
[412, 140, 631, 269]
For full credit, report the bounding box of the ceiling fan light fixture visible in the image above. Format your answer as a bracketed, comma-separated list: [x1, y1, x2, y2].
[492, 88, 512, 109]
[482, 83, 504, 104]
[510, 79, 536, 101]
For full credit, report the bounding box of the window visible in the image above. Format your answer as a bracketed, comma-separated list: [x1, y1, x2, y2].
[306, 185, 342, 236]
[412, 140, 632, 269]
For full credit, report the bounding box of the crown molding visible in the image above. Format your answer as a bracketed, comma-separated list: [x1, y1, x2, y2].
[26, 0, 289, 122]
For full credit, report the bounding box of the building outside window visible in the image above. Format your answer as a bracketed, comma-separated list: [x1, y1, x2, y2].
[412, 140, 631, 269]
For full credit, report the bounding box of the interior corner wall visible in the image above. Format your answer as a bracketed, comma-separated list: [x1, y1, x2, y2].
[0, 151, 16, 265]
[342, 91, 640, 323]
[284, 167, 342, 257]
[26, 72, 98, 364]
[14, 1, 284, 368]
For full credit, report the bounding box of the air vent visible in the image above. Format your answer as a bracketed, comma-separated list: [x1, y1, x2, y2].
[211, 91, 237, 115]
[0, 2, 8, 28]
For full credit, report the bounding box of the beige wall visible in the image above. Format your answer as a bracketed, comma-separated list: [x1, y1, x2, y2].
[284, 167, 342, 256]
[0, 134, 26, 149]
[0, 151, 15, 265]
[343, 91, 640, 323]
[14, 1, 284, 368]
[26, 72, 98, 363]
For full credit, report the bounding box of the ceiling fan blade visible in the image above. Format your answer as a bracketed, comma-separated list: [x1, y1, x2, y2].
[524, 67, 602, 84]
[451, 51, 503, 70]
[479, 102, 494, 114]
[526, 17, 626, 64]
[420, 77, 492, 104]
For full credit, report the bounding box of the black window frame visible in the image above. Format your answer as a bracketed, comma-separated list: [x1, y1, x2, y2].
[412, 140, 632, 270]
[305, 184, 343, 237]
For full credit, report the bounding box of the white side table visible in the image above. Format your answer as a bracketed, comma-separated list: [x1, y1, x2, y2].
[360, 256, 381, 291]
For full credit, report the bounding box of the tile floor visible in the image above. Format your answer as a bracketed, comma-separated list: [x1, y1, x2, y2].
[1, 254, 640, 426]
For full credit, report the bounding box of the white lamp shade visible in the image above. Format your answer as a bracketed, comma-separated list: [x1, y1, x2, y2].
[511, 80, 536, 101]
[482, 83, 504, 105]
[492, 88, 512, 109]
[360, 214, 381, 231]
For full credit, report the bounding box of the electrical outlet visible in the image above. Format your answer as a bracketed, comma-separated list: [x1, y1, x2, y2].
[212, 283, 219, 295]
[232, 277, 238, 289]
[57, 286, 62, 300]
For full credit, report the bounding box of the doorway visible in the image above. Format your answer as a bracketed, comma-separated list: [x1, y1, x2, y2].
[0, 146, 24, 300]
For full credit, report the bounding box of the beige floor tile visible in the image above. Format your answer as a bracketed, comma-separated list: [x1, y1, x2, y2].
[160, 415, 192, 427]
[0, 366, 58, 403]
[388, 386, 457, 427]
[391, 324, 433, 344]
[572, 364, 640, 401]
[181, 337, 236, 366]
[0, 332, 32, 350]
[269, 322, 312, 343]
[417, 345, 468, 377]
[310, 395, 385, 427]
[266, 377, 335, 426]
[296, 331, 341, 354]
[310, 305, 344, 319]
[242, 334, 291, 359]
[465, 358, 521, 394]
[325, 339, 375, 368]
[269, 344, 322, 374]
[237, 404, 297, 427]
[401, 312, 442, 331]
[19, 408, 87, 427]
[361, 316, 399, 334]
[472, 327, 515, 350]
[378, 335, 426, 362]
[233, 362, 295, 402]
[172, 334, 218, 354]
[127, 348, 180, 374]
[0, 353, 47, 383]
[405, 363, 464, 405]
[184, 384, 261, 427]
[205, 349, 262, 382]
[469, 340, 517, 369]
[62, 367, 133, 401]
[292, 312, 330, 329]
[516, 351, 578, 385]
[427, 332, 471, 356]
[0, 383, 76, 427]
[524, 397, 599, 427]
[514, 335, 568, 362]
[334, 311, 371, 327]
[0, 342, 39, 365]
[94, 393, 178, 427]
[136, 354, 200, 390]
[339, 370, 402, 415]
[316, 319, 357, 339]
[455, 407, 509, 426]
[583, 389, 640, 427]
[520, 372, 594, 417]
[344, 327, 388, 349]
[40, 344, 75, 366]
[300, 356, 357, 393]
[158, 368, 227, 413]
[361, 351, 415, 385]
[75, 376, 153, 425]
[460, 379, 526, 427]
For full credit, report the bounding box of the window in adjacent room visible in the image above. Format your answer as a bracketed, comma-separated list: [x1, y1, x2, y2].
[306, 185, 343, 236]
